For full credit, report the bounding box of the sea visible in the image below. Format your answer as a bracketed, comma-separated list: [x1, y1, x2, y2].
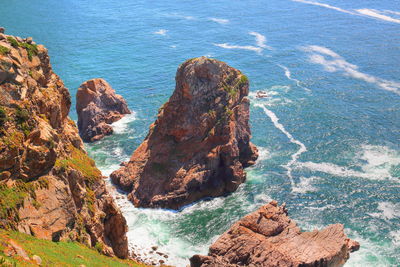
[1, 0, 399, 266]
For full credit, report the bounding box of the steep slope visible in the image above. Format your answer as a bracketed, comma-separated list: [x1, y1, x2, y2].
[0, 32, 128, 258]
[111, 57, 258, 209]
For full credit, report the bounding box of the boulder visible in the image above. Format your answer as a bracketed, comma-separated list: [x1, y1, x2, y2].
[76, 78, 130, 142]
[190, 201, 360, 267]
[111, 57, 258, 209]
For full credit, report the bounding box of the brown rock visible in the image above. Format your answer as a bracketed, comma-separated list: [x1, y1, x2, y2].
[111, 57, 258, 209]
[76, 78, 130, 142]
[190, 201, 360, 267]
[0, 34, 129, 259]
[0, 27, 4, 34]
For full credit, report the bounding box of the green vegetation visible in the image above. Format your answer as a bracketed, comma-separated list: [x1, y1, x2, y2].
[0, 229, 147, 267]
[239, 74, 248, 86]
[55, 145, 101, 182]
[85, 187, 96, 214]
[0, 107, 7, 126]
[94, 242, 104, 253]
[0, 177, 49, 226]
[15, 107, 33, 136]
[6, 37, 38, 61]
[0, 45, 10, 56]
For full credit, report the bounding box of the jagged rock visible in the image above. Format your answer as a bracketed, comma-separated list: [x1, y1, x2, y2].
[76, 78, 130, 142]
[111, 57, 258, 209]
[0, 34, 128, 258]
[190, 201, 360, 267]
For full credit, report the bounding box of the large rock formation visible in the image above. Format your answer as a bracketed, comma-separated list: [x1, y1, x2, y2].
[76, 78, 130, 142]
[0, 32, 128, 258]
[190, 201, 360, 267]
[111, 57, 258, 209]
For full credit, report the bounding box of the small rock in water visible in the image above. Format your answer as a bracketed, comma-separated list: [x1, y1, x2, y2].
[159, 259, 165, 264]
[151, 245, 158, 251]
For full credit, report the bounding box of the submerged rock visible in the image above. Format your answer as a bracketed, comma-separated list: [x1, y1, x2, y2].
[190, 201, 360, 267]
[76, 78, 130, 142]
[111, 57, 258, 209]
[0, 34, 128, 258]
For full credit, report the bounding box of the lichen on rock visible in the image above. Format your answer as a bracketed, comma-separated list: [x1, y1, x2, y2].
[111, 57, 258, 210]
[0, 32, 128, 258]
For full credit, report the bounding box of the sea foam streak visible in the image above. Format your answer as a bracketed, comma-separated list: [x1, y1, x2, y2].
[303, 45, 400, 95]
[214, 31, 271, 54]
[111, 112, 136, 134]
[154, 29, 168, 35]
[356, 9, 400, 24]
[255, 104, 307, 186]
[278, 64, 311, 92]
[291, 0, 355, 15]
[209, 17, 229, 24]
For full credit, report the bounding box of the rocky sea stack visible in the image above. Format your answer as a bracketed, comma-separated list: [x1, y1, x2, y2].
[191, 201, 360, 267]
[0, 33, 128, 258]
[76, 78, 130, 142]
[111, 57, 258, 209]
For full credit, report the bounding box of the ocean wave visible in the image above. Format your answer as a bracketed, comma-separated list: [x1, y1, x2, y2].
[154, 29, 168, 36]
[297, 145, 400, 181]
[292, 176, 320, 193]
[302, 45, 400, 95]
[111, 112, 137, 134]
[214, 31, 271, 54]
[291, 0, 355, 15]
[256, 146, 270, 162]
[356, 9, 400, 24]
[369, 202, 400, 220]
[255, 103, 307, 187]
[209, 17, 229, 24]
[278, 64, 311, 92]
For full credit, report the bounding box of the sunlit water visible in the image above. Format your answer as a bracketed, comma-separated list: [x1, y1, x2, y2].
[1, 0, 399, 265]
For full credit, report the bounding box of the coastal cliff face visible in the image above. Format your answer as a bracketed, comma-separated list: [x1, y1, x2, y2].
[111, 57, 258, 209]
[190, 201, 360, 267]
[76, 78, 130, 142]
[0, 33, 128, 258]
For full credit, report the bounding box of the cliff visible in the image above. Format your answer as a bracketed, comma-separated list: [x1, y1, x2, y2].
[111, 57, 258, 209]
[190, 201, 360, 267]
[0, 32, 128, 258]
[76, 78, 131, 142]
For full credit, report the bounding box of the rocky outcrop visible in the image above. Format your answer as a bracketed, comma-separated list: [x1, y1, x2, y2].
[0, 32, 128, 258]
[190, 201, 360, 267]
[76, 78, 130, 142]
[111, 57, 258, 209]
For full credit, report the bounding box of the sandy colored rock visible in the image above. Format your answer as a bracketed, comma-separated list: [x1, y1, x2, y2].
[0, 34, 128, 259]
[190, 201, 360, 267]
[111, 57, 258, 209]
[76, 78, 130, 142]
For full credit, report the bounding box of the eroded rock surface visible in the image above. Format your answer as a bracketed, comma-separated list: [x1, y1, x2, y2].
[76, 78, 130, 142]
[111, 57, 258, 209]
[190, 201, 360, 267]
[0, 33, 128, 258]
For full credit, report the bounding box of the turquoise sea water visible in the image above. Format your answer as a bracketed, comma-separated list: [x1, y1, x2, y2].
[1, 0, 400, 265]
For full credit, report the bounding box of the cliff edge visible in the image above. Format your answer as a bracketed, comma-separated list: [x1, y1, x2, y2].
[111, 57, 258, 209]
[0, 32, 128, 258]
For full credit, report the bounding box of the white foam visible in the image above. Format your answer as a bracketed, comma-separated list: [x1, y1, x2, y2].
[256, 147, 270, 162]
[278, 64, 311, 92]
[291, 0, 356, 15]
[292, 176, 319, 193]
[209, 17, 229, 24]
[384, 10, 400, 16]
[356, 9, 400, 24]
[390, 230, 400, 246]
[111, 112, 136, 134]
[213, 43, 262, 54]
[297, 145, 400, 181]
[255, 104, 307, 187]
[154, 29, 168, 36]
[302, 45, 400, 95]
[369, 202, 400, 220]
[248, 31, 272, 50]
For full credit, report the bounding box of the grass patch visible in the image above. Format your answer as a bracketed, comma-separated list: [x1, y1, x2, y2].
[0, 45, 10, 56]
[0, 107, 7, 126]
[0, 229, 147, 267]
[6, 37, 38, 61]
[55, 146, 101, 182]
[6, 37, 18, 48]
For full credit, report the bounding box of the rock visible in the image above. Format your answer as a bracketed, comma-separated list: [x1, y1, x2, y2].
[111, 57, 258, 209]
[190, 201, 360, 267]
[151, 246, 158, 251]
[26, 37, 33, 44]
[0, 34, 129, 259]
[0, 27, 4, 33]
[76, 78, 130, 142]
[159, 259, 165, 264]
[32, 255, 42, 265]
[8, 239, 30, 261]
